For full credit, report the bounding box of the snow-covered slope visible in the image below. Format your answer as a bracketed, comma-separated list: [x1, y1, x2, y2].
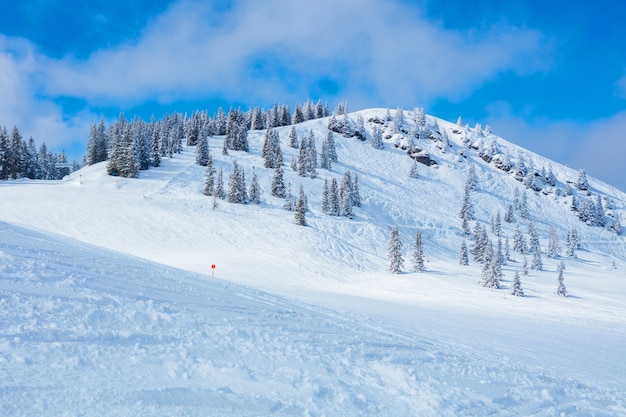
[1, 108, 626, 415]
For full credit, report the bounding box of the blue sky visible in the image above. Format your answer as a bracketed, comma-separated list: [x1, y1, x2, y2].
[1, 0, 625, 190]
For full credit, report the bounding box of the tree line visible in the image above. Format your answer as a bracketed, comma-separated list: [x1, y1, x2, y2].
[0, 125, 77, 181]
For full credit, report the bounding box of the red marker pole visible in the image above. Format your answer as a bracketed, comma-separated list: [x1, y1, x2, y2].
[211, 264, 216, 278]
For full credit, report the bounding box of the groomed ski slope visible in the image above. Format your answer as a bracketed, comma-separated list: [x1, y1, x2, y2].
[1, 108, 626, 415]
[1, 222, 625, 416]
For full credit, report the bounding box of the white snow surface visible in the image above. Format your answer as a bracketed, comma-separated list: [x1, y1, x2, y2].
[1, 108, 626, 415]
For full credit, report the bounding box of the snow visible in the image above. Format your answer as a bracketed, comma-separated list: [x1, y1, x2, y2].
[1, 108, 626, 415]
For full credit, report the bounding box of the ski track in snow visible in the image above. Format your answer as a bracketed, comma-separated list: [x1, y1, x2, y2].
[1, 109, 626, 415]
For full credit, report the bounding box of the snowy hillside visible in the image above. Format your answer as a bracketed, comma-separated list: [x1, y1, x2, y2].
[1, 107, 626, 415]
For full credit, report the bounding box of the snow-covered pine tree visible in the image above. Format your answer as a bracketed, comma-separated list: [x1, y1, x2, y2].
[204, 155, 214, 196]
[339, 172, 353, 218]
[294, 184, 307, 226]
[215, 168, 226, 199]
[283, 182, 294, 211]
[528, 220, 540, 253]
[576, 169, 589, 191]
[290, 156, 297, 172]
[388, 227, 404, 274]
[227, 161, 243, 203]
[472, 224, 488, 263]
[394, 107, 405, 130]
[459, 240, 469, 266]
[329, 178, 340, 216]
[321, 179, 330, 214]
[531, 244, 543, 271]
[522, 255, 529, 276]
[351, 174, 361, 207]
[306, 130, 318, 178]
[320, 139, 331, 171]
[511, 271, 524, 296]
[289, 126, 298, 148]
[467, 164, 478, 191]
[556, 261, 567, 296]
[248, 167, 261, 204]
[195, 133, 210, 166]
[371, 126, 384, 150]
[547, 227, 560, 258]
[262, 128, 275, 168]
[325, 131, 338, 163]
[594, 195, 606, 227]
[274, 139, 283, 167]
[492, 211, 502, 237]
[271, 164, 286, 198]
[291, 104, 304, 125]
[481, 242, 500, 289]
[504, 204, 514, 223]
[461, 215, 471, 237]
[297, 137, 307, 177]
[150, 123, 161, 168]
[412, 230, 425, 273]
[459, 182, 474, 221]
[250, 106, 265, 130]
[519, 191, 529, 219]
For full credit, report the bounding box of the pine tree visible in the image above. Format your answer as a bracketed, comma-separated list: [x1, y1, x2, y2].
[547, 227, 560, 258]
[576, 169, 589, 191]
[459, 240, 469, 266]
[519, 191, 529, 219]
[215, 168, 226, 199]
[556, 261, 567, 296]
[294, 184, 307, 226]
[339, 172, 353, 218]
[329, 178, 340, 216]
[298, 137, 307, 177]
[511, 271, 524, 296]
[227, 161, 243, 203]
[504, 204, 514, 223]
[492, 211, 502, 236]
[388, 227, 404, 274]
[262, 128, 275, 168]
[271, 164, 286, 198]
[150, 123, 161, 167]
[283, 182, 295, 211]
[594, 195, 606, 227]
[412, 230, 425, 272]
[195, 133, 210, 166]
[290, 156, 297, 172]
[289, 126, 298, 148]
[481, 242, 500, 289]
[306, 130, 318, 178]
[326, 131, 338, 162]
[321, 179, 330, 214]
[351, 174, 362, 207]
[522, 255, 529, 276]
[459, 182, 474, 221]
[467, 164, 478, 191]
[248, 167, 261, 204]
[204, 155, 215, 196]
[565, 228, 578, 257]
[531, 245, 543, 271]
[371, 126, 384, 150]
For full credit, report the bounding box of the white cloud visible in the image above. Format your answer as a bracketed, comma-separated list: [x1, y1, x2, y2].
[39, 0, 552, 109]
[0, 36, 92, 156]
